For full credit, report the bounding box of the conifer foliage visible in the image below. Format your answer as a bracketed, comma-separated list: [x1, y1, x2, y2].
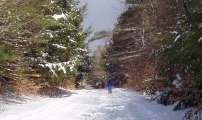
[0, 0, 89, 94]
[108, 0, 202, 117]
[159, 0, 202, 86]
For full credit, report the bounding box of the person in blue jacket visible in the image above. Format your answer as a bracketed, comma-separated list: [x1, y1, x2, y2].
[107, 80, 113, 93]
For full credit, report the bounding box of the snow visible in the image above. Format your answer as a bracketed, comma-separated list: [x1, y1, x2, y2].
[198, 37, 202, 43]
[38, 55, 80, 76]
[41, 52, 48, 57]
[156, 32, 162, 35]
[174, 35, 181, 43]
[50, 0, 54, 4]
[52, 13, 67, 20]
[198, 23, 202, 29]
[0, 95, 43, 113]
[47, 32, 53, 38]
[39, 57, 78, 76]
[52, 44, 66, 49]
[176, 74, 181, 80]
[75, 48, 87, 52]
[170, 31, 178, 34]
[0, 88, 186, 120]
[40, 62, 74, 76]
[172, 74, 183, 88]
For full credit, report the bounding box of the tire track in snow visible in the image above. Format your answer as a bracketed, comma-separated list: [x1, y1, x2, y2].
[0, 88, 185, 120]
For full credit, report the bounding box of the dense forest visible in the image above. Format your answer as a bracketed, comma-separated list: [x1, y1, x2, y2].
[0, 0, 90, 96]
[0, 0, 202, 119]
[104, 0, 202, 119]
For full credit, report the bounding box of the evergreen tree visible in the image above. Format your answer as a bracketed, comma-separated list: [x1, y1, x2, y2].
[0, 0, 90, 80]
[159, 0, 202, 86]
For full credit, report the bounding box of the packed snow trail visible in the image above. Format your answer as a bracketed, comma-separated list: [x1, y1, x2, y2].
[0, 88, 185, 120]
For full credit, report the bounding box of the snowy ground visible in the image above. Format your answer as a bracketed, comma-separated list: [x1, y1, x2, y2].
[0, 88, 186, 120]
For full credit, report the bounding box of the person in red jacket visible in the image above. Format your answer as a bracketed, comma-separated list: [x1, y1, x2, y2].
[101, 81, 105, 88]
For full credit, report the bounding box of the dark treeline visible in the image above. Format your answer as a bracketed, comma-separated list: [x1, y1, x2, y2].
[107, 0, 202, 119]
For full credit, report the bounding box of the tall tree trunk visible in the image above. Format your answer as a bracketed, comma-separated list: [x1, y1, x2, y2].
[181, 0, 198, 29]
[181, 0, 192, 21]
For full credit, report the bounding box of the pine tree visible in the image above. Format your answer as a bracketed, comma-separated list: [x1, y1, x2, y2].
[159, 0, 202, 86]
[0, 0, 90, 81]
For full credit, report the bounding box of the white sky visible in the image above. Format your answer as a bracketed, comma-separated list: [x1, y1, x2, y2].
[80, 0, 125, 53]
[80, 0, 124, 32]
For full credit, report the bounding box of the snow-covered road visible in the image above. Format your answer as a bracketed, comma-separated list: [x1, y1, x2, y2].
[0, 88, 185, 120]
